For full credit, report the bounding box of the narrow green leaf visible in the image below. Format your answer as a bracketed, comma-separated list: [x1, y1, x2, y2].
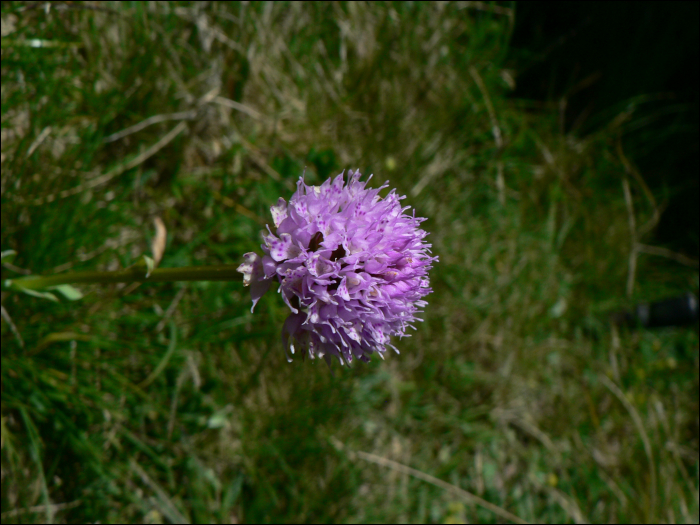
[1, 250, 17, 262]
[49, 284, 84, 301]
[143, 255, 156, 278]
[139, 321, 178, 389]
[220, 474, 244, 521]
[17, 288, 59, 302]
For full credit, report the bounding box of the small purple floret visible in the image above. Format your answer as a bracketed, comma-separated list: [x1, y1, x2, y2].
[237, 170, 437, 366]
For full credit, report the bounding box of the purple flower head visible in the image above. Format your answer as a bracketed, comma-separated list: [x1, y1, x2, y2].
[237, 170, 437, 367]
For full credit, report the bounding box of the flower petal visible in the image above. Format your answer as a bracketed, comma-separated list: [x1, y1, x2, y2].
[270, 197, 288, 228]
[250, 277, 272, 312]
[267, 233, 302, 262]
[237, 252, 263, 286]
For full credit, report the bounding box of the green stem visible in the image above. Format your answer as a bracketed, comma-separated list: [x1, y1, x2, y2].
[6, 265, 242, 292]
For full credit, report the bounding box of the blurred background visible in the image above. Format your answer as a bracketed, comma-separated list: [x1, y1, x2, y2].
[1, 2, 697, 523]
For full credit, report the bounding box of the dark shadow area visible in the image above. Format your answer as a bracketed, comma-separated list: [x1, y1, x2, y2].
[509, 1, 699, 257]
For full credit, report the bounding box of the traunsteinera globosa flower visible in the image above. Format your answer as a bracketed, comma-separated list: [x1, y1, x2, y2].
[237, 170, 437, 367]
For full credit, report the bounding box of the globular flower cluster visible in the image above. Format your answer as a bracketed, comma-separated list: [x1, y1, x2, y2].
[237, 170, 437, 366]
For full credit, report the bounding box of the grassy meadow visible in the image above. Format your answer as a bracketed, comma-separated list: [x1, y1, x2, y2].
[1, 2, 698, 523]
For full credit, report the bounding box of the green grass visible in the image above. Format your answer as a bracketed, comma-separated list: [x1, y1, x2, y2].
[1, 2, 697, 523]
